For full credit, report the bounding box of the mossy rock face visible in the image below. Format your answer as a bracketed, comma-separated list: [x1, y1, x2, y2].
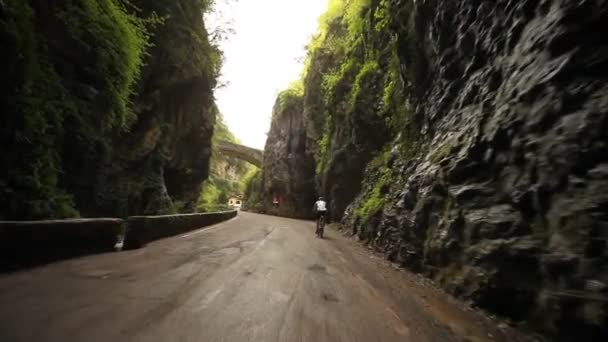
[348, 0, 608, 339]
[260, 0, 608, 339]
[0, 0, 148, 220]
[255, 0, 418, 220]
[113, 0, 220, 216]
[245, 90, 317, 219]
[0, 0, 221, 219]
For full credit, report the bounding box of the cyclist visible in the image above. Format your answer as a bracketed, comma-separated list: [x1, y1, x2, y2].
[313, 197, 328, 237]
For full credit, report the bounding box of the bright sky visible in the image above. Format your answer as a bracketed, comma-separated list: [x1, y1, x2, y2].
[208, 0, 327, 149]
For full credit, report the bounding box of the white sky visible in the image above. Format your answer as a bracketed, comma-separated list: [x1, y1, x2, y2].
[208, 0, 327, 149]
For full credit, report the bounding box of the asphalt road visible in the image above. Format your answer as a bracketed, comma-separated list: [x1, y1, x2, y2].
[0, 212, 525, 342]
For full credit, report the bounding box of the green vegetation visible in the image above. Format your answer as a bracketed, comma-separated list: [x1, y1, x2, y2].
[1, 0, 224, 219]
[316, 116, 332, 174]
[305, 0, 421, 174]
[0, 0, 150, 219]
[240, 167, 261, 192]
[56, 0, 150, 130]
[276, 0, 421, 223]
[243, 169, 263, 211]
[354, 150, 393, 225]
[351, 60, 380, 110]
[277, 81, 305, 114]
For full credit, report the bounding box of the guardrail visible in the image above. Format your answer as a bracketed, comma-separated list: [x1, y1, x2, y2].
[124, 211, 238, 249]
[0, 218, 125, 272]
[0, 210, 237, 272]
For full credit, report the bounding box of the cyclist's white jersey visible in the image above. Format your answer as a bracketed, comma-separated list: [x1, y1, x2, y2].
[314, 200, 327, 211]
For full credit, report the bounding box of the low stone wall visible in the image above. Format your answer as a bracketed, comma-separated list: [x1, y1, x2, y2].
[124, 210, 237, 248]
[0, 211, 238, 271]
[0, 219, 125, 272]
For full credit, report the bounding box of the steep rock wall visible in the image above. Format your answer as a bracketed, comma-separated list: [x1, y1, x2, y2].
[94, 0, 220, 216]
[0, 0, 221, 218]
[303, 36, 392, 222]
[340, 0, 608, 339]
[264, 0, 607, 339]
[0, 0, 148, 219]
[246, 91, 317, 218]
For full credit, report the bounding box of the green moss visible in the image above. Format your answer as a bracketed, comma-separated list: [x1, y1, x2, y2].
[322, 58, 360, 106]
[367, 148, 392, 170]
[1, 0, 227, 219]
[277, 81, 304, 114]
[197, 181, 221, 212]
[355, 186, 384, 224]
[344, 0, 372, 37]
[354, 162, 392, 225]
[239, 167, 259, 192]
[276, 0, 422, 222]
[316, 115, 333, 174]
[243, 169, 263, 209]
[351, 60, 379, 109]
[373, 3, 391, 33]
[305, 0, 346, 63]
[0, 0, 151, 219]
[56, 0, 149, 130]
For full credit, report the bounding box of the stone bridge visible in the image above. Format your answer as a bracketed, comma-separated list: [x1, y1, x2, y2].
[216, 141, 263, 167]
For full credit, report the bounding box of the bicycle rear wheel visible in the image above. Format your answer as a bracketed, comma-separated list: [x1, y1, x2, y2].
[319, 217, 325, 238]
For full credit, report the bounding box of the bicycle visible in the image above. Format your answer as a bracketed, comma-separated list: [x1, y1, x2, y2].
[316, 212, 326, 238]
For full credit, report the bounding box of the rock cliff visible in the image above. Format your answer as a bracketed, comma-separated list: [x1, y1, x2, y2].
[245, 88, 317, 218]
[0, 0, 148, 219]
[0, 0, 221, 218]
[102, 0, 220, 216]
[257, 0, 608, 339]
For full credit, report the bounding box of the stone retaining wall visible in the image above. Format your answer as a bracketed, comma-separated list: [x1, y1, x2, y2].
[0, 218, 125, 271]
[0, 211, 238, 271]
[124, 211, 238, 248]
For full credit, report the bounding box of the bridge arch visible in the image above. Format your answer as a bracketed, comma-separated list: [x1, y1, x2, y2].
[216, 141, 263, 167]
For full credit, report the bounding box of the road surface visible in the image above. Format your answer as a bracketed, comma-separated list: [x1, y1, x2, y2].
[0, 212, 525, 342]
